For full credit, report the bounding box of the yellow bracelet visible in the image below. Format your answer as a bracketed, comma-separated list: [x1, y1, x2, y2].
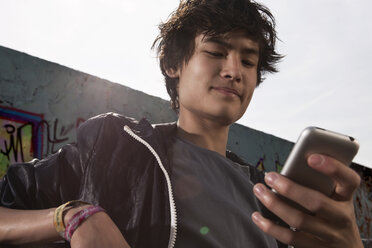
[53, 200, 89, 237]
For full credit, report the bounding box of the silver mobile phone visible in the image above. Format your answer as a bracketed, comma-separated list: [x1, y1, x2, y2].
[280, 126, 359, 196]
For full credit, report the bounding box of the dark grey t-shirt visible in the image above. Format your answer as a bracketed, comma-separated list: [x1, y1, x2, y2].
[169, 136, 278, 248]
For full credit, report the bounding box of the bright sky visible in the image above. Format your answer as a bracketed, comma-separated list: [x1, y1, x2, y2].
[1, 0, 371, 168]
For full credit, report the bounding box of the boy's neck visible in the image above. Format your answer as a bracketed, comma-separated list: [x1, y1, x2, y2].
[176, 114, 230, 157]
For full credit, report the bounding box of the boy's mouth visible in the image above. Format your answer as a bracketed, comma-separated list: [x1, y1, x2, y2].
[212, 87, 240, 98]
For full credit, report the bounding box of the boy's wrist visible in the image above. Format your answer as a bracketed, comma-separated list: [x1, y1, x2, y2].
[53, 200, 91, 239]
[63, 204, 91, 227]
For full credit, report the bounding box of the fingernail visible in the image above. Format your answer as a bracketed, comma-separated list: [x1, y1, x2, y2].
[251, 212, 262, 224]
[254, 185, 265, 197]
[265, 173, 278, 186]
[309, 154, 325, 167]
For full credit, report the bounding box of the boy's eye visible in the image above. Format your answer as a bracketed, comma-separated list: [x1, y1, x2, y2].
[242, 60, 254, 67]
[205, 51, 224, 57]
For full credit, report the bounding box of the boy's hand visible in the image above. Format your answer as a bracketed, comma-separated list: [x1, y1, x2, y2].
[65, 206, 130, 248]
[252, 154, 363, 248]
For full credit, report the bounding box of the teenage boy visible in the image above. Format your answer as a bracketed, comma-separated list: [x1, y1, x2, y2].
[0, 0, 365, 248]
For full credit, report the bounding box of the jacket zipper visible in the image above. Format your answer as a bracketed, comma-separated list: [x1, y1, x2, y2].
[123, 125, 177, 248]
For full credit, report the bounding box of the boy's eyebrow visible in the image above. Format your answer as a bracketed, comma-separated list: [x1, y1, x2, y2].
[203, 36, 259, 56]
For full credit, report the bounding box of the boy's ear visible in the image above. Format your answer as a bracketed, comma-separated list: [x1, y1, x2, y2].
[165, 67, 180, 78]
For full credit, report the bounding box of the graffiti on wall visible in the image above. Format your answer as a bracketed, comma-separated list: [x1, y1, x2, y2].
[0, 106, 85, 178]
[353, 165, 372, 238]
[0, 106, 43, 177]
[254, 156, 284, 173]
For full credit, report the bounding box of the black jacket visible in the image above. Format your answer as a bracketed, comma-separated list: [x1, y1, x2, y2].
[0, 113, 277, 248]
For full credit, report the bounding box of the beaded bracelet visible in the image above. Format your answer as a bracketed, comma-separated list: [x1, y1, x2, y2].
[64, 205, 105, 242]
[53, 200, 89, 238]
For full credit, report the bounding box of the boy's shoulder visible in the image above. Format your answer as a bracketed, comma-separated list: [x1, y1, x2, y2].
[80, 112, 139, 129]
[77, 112, 177, 148]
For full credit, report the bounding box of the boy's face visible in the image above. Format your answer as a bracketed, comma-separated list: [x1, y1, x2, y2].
[170, 30, 259, 126]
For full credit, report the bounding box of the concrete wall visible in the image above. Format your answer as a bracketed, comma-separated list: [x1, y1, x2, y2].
[0, 45, 371, 238]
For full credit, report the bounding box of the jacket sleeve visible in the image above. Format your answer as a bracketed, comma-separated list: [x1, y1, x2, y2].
[0, 114, 106, 210]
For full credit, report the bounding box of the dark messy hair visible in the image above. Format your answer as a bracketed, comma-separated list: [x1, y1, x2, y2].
[152, 0, 283, 111]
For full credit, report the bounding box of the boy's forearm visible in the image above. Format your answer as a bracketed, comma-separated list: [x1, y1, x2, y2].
[0, 206, 61, 245]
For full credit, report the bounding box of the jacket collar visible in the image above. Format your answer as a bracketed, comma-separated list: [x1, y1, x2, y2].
[132, 118, 251, 167]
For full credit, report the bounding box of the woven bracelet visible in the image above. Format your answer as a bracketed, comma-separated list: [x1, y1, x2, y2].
[64, 205, 105, 242]
[53, 200, 89, 238]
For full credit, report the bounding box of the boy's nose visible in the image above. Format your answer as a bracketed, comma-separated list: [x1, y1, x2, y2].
[220, 56, 242, 83]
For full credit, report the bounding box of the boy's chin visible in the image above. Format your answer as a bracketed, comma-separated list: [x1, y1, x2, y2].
[209, 112, 243, 126]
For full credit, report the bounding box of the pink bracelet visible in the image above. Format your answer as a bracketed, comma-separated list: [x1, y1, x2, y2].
[63, 205, 105, 242]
